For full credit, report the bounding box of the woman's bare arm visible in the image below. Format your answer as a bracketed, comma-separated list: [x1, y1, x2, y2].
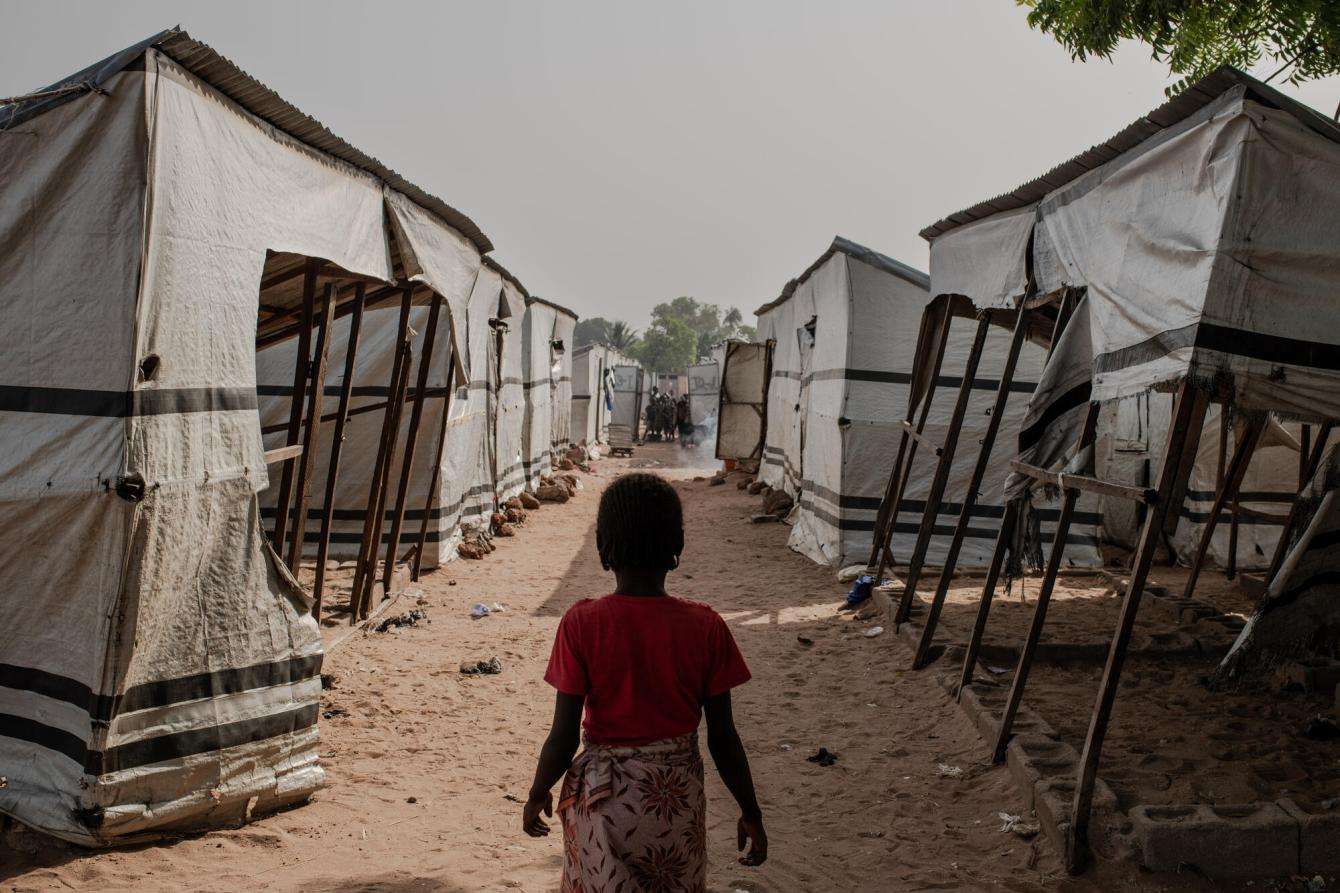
[704, 691, 767, 865]
[523, 692, 584, 836]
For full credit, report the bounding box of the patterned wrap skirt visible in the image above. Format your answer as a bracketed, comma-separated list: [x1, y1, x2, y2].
[558, 733, 707, 893]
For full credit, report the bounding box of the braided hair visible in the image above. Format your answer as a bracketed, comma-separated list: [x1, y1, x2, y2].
[596, 473, 684, 571]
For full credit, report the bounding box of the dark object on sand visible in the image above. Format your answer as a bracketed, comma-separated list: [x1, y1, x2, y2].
[806, 747, 838, 767]
[460, 657, 503, 676]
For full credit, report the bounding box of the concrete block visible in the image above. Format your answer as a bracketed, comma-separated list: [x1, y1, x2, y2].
[1130, 802, 1300, 878]
[1279, 799, 1340, 876]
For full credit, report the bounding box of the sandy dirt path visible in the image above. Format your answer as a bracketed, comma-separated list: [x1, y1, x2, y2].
[4, 443, 1205, 892]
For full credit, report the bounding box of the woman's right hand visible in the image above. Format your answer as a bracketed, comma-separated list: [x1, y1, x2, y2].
[523, 791, 553, 837]
[737, 812, 768, 866]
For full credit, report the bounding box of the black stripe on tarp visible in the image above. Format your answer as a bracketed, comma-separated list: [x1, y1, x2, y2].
[1094, 321, 1340, 377]
[1184, 490, 1296, 503]
[1178, 509, 1286, 525]
[107, 654, 322, 719]
[0, 713, 88, 767]
[88, 703, 320, 776]
[0, 386, 257, 417]
[798, 497, 1100, 546]
[1017, 381, 1092, 453]
[798, 480, 1103, 526]
[0, 655, 321, 724]
[771, 369, 1036, 394]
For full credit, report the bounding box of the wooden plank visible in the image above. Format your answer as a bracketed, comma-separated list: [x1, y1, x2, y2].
[990, 407, 1099, 763]
[895, 315, 991, 626]
[1264, 421, 1333, 584]
[270, 259, 319, 552]
[413, 351, 457, 581]
[1009, 460, 1158, 504]
[287, 282, 338, 573]
[914, 307, 1030, 670]
[350, 289, 414, 622]
[1182, 418, 1263, 600]
[263, 444, 304, 464]
[382, 293, 444, 593]
[360, 336, 413, 613]
[873, 308, 954, 583]
[313, 283, 367, 620]
[955, 501, 1019, 699]
[1067, 381, 1208, 871]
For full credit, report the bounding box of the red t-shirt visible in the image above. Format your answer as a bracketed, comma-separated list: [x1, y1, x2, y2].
[544, 594, 751, 746]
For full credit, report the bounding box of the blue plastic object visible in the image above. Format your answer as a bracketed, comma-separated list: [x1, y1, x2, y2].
[846, 574, 874, 606]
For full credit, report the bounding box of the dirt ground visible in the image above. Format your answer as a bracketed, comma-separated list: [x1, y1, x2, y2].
[0, 442, 1295, 891]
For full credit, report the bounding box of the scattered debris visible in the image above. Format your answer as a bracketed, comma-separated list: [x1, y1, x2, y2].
[710, 475, 727, 487]
[375, 609, 428, 632]
[1305, 875, 1327, 893]
[504, 793, 522, 803]
[519, 491, 541, 510]
[985, 665, 1010, 676]
[857, 831, 885, 839]
[937, 764, 963, 778]
[470, 603, 492, 619]
[806, 747, 838, 767]
[448, 579, 458, 586]
[1302, 714, 1340, 741]
[997, 812, 1039, 839]
[557, 457, 575, 470]
[536, 482, 570, 503]
[505, 507, 527, 524]
[797, 635, 814, 647]
[780, 744, 793, 752]
[845, 575, 875, 607]
[864, 626, 884, 638]
[737, 477, 753, 490]
[837, 564, 868, 583]
[762, 489, 793, 517]
[750, 513, 779, 524]
[460, 657, 503, 675]
[0, 776, 7, 789]
[747, 480, 768, 495]
[322, 707, 349, 720]
[320, 673, 339, 690]
[406, 796, 418, 804]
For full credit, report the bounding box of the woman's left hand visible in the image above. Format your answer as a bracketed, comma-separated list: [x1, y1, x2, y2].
[523, 791, 553, 837]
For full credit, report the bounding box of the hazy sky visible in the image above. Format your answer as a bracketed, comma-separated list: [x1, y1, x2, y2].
[3, 1, 1337, 327]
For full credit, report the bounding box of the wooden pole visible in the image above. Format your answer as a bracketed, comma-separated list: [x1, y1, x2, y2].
[382, 294, 444, 593]
[1184, 417, 1263, 600]
[312, 283, 367, 619]
[895, 315, 992, 625]
[350, 289, 414, 622]
[271, 259, 320, 550]
[872, 309, 954, 582]
[914, 308, 1030, 668]
[360, 336, 414, 614]
[286, 283, 337, 572]
[867, 308, 936, 567]
[990, 402, 1099, 763]
[955, 501, 1019, 698]
[1264, 421, 1333, 585]
[413, 351, 457, 581]
[1067, 380, 1208, 871]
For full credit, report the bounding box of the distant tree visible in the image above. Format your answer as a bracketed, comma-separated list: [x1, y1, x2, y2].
[634, 317, 697, 373]
[573, 317, 611, 348]
[606, 320, 639, 352]
[1020, 0, 1340, 94]
[649, 297, 756, 361]
[734, 323, 758, 343]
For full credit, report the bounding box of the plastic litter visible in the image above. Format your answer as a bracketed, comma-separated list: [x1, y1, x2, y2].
[470, 603, 491, 619]
[837, 564, 868, 583]
[845, 575, 874, 607]
[864, 626, 884, 638]
[937, 764, 963, 778]
[459, 657, 503, 676]
[374, 609, 428, 632]
[997, 812, 1039, 839]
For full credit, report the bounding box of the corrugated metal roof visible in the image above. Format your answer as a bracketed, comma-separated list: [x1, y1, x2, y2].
[754, 235, 929, 316]
[920, 66, 1340, 242]
[482, 255, 528, 297]
[0, 27, 493, 253]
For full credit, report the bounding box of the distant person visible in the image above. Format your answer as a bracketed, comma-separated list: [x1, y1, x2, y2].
[677, 394, 694, 447]
[522, 473, 767, 889]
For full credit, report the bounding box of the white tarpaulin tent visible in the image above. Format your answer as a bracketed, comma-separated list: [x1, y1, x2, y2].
[571, 344, 612, 447]
[715, 340, 771, 463]
[0, 29, 502, 845]
[521, 296, 578, 487]
[755, 238, 1055, 568]
[687, 361, 720, 429]
[609, 359, 647, 441]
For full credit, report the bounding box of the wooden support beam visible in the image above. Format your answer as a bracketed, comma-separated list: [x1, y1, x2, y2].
[1009, 461, 1159, 505]
[312, 283, 367, 620]
[865, 308, 936, 568]
[1067, 380, 1208, 871]
[413, 352, 457, 581]
[286, 283, 337, 573]
[991, 406, 1100, 763]
[350, 290, 414, 622]
[895, 315, 991, 626]
[956, 501, 1019, 699]
[382, 293, 444, 593]
[270, 259, 319, 551]
[263, 444, 304, 464]
[872, 309, 954, 582]
[914, 307, 1030, 670]
[1183, 418, 1264, 599]
[1264, 421, 1334, 585]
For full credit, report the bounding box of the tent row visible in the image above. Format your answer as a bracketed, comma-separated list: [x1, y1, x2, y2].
[0, 29, 580, 846]
[716, 66, 1340, 872]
